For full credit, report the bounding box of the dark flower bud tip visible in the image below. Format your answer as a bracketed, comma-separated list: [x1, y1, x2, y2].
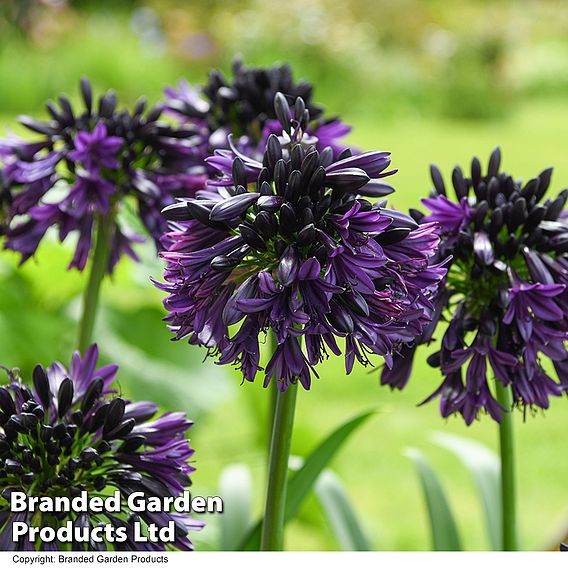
[210, 192, 260, 222]
[57, 378, 74, 419]
[239, 224, 267, 251]
[276, 245, 299, 287]
[103, 398, 126, 436]
[33, 364, 51, 410]
[274, 92, 291, 133]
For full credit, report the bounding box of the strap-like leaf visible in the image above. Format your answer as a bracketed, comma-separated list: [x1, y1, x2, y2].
[286, 410, 374, 517]
[431, 431, 501, 550]
[315, 470, 373, 551]
[239, 410, 375, 550]
[219, 464, 253, 550]
[405, 447, 462, 551]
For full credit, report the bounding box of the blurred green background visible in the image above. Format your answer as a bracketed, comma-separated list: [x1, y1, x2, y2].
[0, 0, 567, 551]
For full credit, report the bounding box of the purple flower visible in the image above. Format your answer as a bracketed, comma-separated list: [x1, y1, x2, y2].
[422, 195, 470, 235]
[1, 78, 207, 273]
[0, 345, 202, 551]
[64, 174, 115, 216]
[164, 58, 351, 167]
[503, 280, 565, 340]
[157, 93, 445, 391]
[385, 147, 568, 423]
[68, 123, 123, 172]
[0, 172, 10, 235]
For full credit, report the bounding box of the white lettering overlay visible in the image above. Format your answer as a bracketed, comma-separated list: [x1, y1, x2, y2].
[9, 491, 223, 544]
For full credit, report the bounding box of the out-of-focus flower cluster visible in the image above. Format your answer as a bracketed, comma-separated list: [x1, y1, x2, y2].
[164, 58, 351, 167]
[1, 78, 206, 273]
[382, 148, 568, 424]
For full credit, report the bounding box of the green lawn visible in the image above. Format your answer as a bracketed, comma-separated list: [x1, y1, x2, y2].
[0, 98, 567, 551]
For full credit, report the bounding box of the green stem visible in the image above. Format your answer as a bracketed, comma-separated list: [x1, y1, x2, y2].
[267, 332, 278, 452]
[495, 381, 518, 551]
[77, 215, 111, 353]
[261, 373, 298, 551]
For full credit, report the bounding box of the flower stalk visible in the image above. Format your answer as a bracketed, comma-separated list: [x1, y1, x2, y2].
[267, 331, 279, 451]
[77, 215, 111, 352]
[261, 378, 298, 551]
[495, 381, 518, 551]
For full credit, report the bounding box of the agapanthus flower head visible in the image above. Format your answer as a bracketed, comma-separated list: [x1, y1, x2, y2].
[1, 78, 207, 272]
[157, 93, 446, 391]
[0, 345, 202, 551]
[382, 147, 568, 424]
[164, 58, 351, 163]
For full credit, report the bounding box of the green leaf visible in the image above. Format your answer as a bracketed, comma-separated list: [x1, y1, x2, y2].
[239, 410, 375, 550]
[286, 410, 374, 518]
[405, 448, 462, 551]
[315, 470, 373, 551]
[218, 464, 254, 551]
[431, 431, 501, 550]
[97, 308, 233, 417]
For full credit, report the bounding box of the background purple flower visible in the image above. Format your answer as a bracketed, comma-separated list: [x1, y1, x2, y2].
[157, 93, 445, 391]
[382, 147, 568, 423]
[0, 171, 10, 236]
[1, 78, 207, 273]
[0, 345, 202, 551]
[164, 58, 352, 168]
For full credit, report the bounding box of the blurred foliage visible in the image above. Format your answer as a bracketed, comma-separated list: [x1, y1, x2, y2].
[0, 0, 568, 120]
[0, 243, 233, 420]
[0, 0, 567, 552]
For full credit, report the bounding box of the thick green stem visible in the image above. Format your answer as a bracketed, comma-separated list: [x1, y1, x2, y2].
[267, 332, 278, 452]
[261, 376, 298, 551]
[77, 216, 111, 353]
[495, 381, 518, 551]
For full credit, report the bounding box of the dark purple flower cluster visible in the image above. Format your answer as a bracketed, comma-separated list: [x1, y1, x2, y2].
[164, 58, 351, 166]
[382, 147, 568, 423]
[157, 93, 446, 391]
[0, 171, 10, 236]
[0, 345, 202, 551]
[1, 78, 206, 272]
